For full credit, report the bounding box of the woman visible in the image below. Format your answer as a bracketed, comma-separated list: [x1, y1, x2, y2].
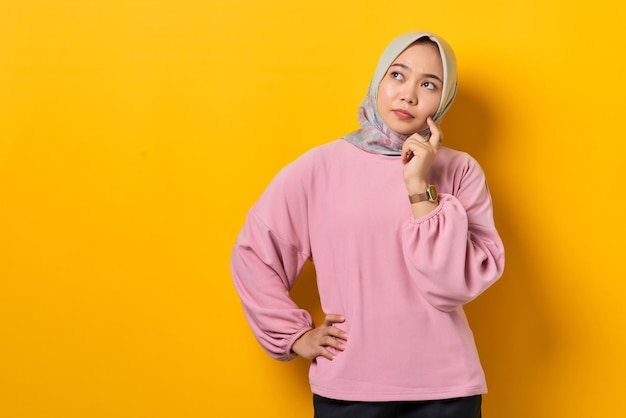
[231, 30, 505, 418]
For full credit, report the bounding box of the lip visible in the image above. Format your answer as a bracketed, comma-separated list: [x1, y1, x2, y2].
[392, 109, 414, 120]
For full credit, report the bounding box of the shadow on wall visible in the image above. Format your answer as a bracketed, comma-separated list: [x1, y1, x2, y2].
[445, 87, 559, 416]
[284, 88, 559, 417]
[440, 87, 493, 156]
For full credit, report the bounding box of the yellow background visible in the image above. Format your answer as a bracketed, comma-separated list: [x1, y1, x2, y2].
[1, 0, 625, 416]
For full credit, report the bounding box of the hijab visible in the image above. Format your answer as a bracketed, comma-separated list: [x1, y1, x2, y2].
[343, 31, 458, 155]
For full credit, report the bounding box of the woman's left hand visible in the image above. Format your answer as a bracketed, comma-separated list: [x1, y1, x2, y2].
[401, 117, 442, 193]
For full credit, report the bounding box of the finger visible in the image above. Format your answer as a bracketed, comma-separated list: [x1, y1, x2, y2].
[318, 347, 338, 361]
[426, 117, 442, 146]
[407, 133, 426, 144]
[401, 140, 413, 162]
[326, 325, 349, 341]
[323, 313, 345, 326]
[322, 335, 347, 351]
[402, 135, 425, 162]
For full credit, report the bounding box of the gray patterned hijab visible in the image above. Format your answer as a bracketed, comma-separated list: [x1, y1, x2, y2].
[343, 31, 458, 155]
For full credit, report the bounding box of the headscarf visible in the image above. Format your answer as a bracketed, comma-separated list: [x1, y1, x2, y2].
[343, 31, 458, 155]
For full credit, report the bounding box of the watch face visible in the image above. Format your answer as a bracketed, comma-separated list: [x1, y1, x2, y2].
[427, 185, 438, 201]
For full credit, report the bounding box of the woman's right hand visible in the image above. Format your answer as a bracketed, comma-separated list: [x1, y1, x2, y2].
[291, 314, 348, 361]
[401, 117, 442, 192]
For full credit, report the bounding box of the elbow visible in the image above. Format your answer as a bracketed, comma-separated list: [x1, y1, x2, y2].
[425, 294, 475, 313]
[425, 263, 505, 313]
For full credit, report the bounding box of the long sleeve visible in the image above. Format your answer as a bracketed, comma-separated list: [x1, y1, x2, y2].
[230, 158, 315, 361]
[401, 154, 505, 312]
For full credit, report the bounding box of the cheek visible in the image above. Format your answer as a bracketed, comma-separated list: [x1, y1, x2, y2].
[423, 93, 441, 113]
[378, 81, 388, 95]
[376, 82, 393, 106]
[375, 92, 388, 116]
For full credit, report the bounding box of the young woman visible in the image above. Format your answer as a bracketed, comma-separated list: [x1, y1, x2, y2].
[231, 31, 505, 418]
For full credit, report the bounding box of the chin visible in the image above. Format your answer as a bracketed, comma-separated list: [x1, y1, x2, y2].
[394, 129, 414, 136]
[391, 125, 424, 136]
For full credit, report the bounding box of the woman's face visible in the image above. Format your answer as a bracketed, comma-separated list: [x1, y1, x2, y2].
[376, 41, 444, 135]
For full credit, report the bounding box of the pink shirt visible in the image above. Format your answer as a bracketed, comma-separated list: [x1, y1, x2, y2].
[231, 139, 505, 402]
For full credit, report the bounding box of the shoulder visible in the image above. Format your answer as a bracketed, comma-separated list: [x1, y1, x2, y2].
[432, 147, 488, 196]
[435, 146, 484, 176]
[297, 139, 356, 161]
[250, 140, 349, 226]
[260, 140, 346, 195]
[278, 139, 354, 176]
[436, 146, 479, 166]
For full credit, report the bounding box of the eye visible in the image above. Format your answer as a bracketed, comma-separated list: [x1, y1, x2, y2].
[391, 71, 403, 80]
[422, 81, 438, 90]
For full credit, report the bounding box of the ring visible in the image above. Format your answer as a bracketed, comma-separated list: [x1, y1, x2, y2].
[422, 138, 429, 143]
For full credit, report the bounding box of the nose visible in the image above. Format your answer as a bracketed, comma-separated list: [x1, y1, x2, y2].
[401, 87, 417, 104]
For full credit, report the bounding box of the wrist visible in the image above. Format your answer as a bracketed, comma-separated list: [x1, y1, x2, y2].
[408, 184, 439, 204]
[405, 179, 428, 195]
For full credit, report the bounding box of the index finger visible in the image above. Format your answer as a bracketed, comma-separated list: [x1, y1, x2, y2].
[426, 117, 442, 145]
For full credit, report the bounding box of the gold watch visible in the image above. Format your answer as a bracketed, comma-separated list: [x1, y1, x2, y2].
[408, 184, 438, 203]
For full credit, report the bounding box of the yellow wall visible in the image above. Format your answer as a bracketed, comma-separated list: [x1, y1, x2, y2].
[1, 0, 624, 416]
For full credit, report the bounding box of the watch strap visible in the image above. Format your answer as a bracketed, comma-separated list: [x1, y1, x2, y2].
[408, 192, 429, 203]
[408, 184, 438, 203]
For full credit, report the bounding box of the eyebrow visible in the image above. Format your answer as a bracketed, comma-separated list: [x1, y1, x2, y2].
[389, 63, 443, 84]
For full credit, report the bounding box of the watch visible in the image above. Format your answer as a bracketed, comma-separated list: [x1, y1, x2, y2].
[408, 184, 438, 203]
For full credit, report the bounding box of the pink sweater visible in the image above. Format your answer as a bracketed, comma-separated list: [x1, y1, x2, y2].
[231, 139, 505, 402]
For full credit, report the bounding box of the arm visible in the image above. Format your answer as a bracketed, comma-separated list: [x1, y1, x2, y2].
[231, 154, 347, 361]
[401, 157, 505, 312]
[231, 211, 314, 361]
